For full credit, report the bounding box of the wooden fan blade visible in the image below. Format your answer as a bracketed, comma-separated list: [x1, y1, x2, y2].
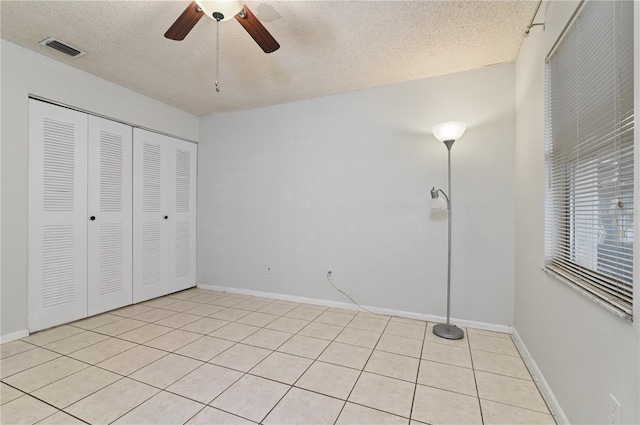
[234, 5, 280, 53]
[165, 1, 204, 41]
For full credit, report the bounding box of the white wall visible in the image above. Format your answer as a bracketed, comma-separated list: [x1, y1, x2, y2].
[0, 40, 199, 340]
[198, 64, 516, 326]
[514, 1, 639, 424]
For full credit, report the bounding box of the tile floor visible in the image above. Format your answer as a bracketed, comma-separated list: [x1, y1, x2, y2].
[0, 288, 556, 424]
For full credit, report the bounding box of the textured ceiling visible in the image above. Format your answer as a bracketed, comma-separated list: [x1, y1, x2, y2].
[1, 1, 538, 116]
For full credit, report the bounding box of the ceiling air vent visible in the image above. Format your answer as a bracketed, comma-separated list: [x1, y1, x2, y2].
[39, 37, 86, 58]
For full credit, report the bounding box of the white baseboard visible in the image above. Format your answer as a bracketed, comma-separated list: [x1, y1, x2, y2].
[197, 283, 513, 334]
[512, 329, 568, 425]
[0, 329, 29, 344]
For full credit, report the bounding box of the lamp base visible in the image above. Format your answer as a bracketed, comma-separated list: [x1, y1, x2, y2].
[433, 323, 464, 340]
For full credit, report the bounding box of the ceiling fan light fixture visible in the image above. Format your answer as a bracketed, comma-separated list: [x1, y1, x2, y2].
[196, 0, 243, 21]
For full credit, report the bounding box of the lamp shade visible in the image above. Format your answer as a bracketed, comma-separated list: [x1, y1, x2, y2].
[432, 121, 466, 142]
[196, 0, 244, 21]
[429, 195, 448, 211]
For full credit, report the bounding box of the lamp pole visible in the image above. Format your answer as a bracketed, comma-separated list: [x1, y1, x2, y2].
[431, 122, 466, 341]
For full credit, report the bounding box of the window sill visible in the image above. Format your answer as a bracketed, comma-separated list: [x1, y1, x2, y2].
[542, 266, 633, 323]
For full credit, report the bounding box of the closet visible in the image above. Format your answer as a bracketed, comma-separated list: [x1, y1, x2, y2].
[28, 99, 196, 331]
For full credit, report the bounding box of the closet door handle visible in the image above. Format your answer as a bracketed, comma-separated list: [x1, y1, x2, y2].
[90, 216, 96, 221]
[164, 216, 168, 220]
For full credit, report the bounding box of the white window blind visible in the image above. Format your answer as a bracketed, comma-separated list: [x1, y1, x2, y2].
[545, 0, 634, 318]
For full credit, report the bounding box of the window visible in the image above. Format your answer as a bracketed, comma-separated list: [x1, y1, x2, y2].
[545, 0, 634, 318]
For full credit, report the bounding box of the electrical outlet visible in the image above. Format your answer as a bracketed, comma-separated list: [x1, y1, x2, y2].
[266, 266, 272, 274]
[609, 393, 621, 425]
[327, 270, 332, 278]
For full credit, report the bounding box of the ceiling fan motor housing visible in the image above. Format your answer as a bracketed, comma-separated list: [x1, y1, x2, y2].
[196, 0, 243, 21]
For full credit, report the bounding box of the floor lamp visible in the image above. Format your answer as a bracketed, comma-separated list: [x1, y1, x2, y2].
[430, 121, 466, 340]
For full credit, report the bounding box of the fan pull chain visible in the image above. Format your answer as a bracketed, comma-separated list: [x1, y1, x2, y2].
[215, 17, 220, 93]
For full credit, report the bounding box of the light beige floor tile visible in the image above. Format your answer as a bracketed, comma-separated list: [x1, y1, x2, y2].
[42, 331, 109, 355]
[241, 328, 293, 350]
[210, 323, 260, 342]
[390, 316, 427, 327]
[4, 356, 88, 393]
[187, 406, 256, 424]
[257, 303, 295, 316]
[384, 322, 426, 340]
[184, 304, 226, 317]
[143, 297, 179, 308]
[64, 377, 159, 424]
[98, 345, 166, 376]
[69, 314, 122, 330]
[295, 361, 360, 399]
[365, 350, 419, 382]
[1, 382, 23, 405]
[412, 384, 482, 425]
[1, 395, 57, 424]
[336, 327, 381, 349]
[348, 316, 389, 332]
[234, 299, 272, 311]
[469, 334, 520, 357]
[318, 341, 372, 370]
[0, 347, 61, 379]
[32, 366, 120, 408]
[417, 360, 477, 396]
[264, 387, 343, 425]
[349, 372, 415, 418]
[314, 311, 353, 326]
[249, 351, 313, 385]
[357, 311, 390, 320]
[167, 363, 243, 404]
[180, 318, 229, 334]
[144, 329, 202, 352]
[266, 317, 310, 333]
[422, 342, 472, 368]
[210, 374, 289, 423]
[131, 308, 178, 323]
[69, 338, 136, 364]
[175, 336, 235, 361]
[167, 290, 199, 300]
[424, 323, 469, 347]
[118, 323, 174, 343]
[36, 410, 86, 424]
[298, 303, 327, 311]
[376, 333, 422, 357]
[111, 304, 156, 317]
[328, 307, 359, 316]
[0, 340, 37, 359]
[210, 308, 250, 321]
[299, 322, 344, 340]
[336, 402, 409, 425]
[22, 326, 85, 347]
[467, 328, 511, 340]
[277, 334, 330, 359]
[285, 307, 323, 321]
[156, 312, 201, 328]
[481, 399, 556, 425]
[210, 343, 271, 372]
[113, 390, 204, 424]
[129, 353, 203, 388]
[210, 297, 244, 307]
[162, 300, 202, 312]
[93, 318, 147, 336]
[475, 371, 549, 413]
[236, 312, 280, 327]
[472, 350, 532, 380]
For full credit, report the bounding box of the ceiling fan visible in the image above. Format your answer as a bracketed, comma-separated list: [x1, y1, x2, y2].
[164, 0, 280, 53]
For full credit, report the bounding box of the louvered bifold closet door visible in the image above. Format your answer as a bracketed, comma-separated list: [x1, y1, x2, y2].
[87, 116, 133, 315]
[28, 100, 88, 331]
[133, 129, 170, 303]
[168, 139, 197, 292]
